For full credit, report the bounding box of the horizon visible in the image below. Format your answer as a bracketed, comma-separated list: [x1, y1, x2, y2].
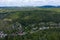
[0, 5, 60, 7]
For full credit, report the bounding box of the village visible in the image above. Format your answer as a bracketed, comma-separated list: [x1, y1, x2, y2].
[0, 22, 60, 38]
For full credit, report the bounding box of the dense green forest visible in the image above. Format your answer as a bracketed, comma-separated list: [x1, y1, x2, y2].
[0, 8, 60, 40]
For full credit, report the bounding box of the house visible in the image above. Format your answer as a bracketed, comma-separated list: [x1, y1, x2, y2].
[0, 31, 7, 38]
[48, 22, 57, 27]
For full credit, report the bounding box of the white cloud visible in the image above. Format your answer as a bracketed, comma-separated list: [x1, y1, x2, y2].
[0, 0, 60, 6]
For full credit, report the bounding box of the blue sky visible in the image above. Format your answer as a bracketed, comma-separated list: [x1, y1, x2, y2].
[0, 0, 60, 6]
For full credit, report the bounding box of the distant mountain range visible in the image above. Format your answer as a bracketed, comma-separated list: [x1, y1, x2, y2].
[0, 5, 60, 8]
[36, 5, 60, 8]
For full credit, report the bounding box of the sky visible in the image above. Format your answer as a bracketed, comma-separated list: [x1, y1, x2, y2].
[0, 0, 60, 6]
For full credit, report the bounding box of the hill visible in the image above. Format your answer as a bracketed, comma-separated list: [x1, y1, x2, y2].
[37, 5, 60, 8]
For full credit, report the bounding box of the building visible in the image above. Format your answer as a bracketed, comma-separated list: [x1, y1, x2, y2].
[0, 31, 7, 38]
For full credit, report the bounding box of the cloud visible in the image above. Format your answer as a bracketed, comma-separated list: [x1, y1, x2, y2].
[0, 0, 60, 6]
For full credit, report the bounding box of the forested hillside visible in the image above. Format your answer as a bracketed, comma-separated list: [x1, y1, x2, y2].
[0, 8, 60, 40]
